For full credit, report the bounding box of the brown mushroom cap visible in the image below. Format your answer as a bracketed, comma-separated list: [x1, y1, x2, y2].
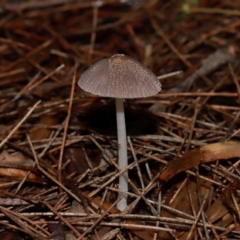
[78, 54, 161, 99]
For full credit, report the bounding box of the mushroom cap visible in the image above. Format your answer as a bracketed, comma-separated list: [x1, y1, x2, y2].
[78, 54, 161, 99]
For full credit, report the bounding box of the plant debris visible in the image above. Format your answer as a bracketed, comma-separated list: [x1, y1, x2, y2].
[1, 0, 240, 239]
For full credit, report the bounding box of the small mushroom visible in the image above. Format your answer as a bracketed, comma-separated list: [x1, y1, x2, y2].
[78, 54, 161, 211]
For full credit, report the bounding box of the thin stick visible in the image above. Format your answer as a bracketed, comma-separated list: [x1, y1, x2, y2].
[77, 198, 120, 240]
[27, 135, 83, 205]
[186, 189, 210, 239]
[44, 201, 81, 238]
[153, 191, 162, 240]
[128, 136, 144, 190]
[58, 66, 77, 178]
[0, 100, 41, 149]
[28, 64, 65, 91]
[157, 70, 182, 79]
[189, 7, 240, 16]
[88, 5, 98, 65]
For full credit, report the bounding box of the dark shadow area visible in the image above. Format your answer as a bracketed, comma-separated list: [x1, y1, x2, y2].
[78, 99, 158, 136]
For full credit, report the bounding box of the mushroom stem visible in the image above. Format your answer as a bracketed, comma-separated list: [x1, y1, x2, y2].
[115, 98, 128, 211]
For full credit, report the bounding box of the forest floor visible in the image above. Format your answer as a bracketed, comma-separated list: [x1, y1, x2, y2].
[1, 0, 240, 239]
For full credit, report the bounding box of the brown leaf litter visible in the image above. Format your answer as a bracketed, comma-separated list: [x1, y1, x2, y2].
[1, 0, 240, 239]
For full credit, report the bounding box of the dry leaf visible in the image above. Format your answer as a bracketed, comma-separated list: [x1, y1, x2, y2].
[0, 231, 22, 240]
[29, 114, 59, 140]
[0, 150, 43, 182]
[159, 141, 240, 182]
[0, 150, 34, 166]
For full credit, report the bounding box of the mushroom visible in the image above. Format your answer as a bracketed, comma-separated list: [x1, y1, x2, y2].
[78, 54, 161, 211]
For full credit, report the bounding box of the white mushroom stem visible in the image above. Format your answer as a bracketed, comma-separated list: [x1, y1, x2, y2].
[115, 98, 128, 211]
